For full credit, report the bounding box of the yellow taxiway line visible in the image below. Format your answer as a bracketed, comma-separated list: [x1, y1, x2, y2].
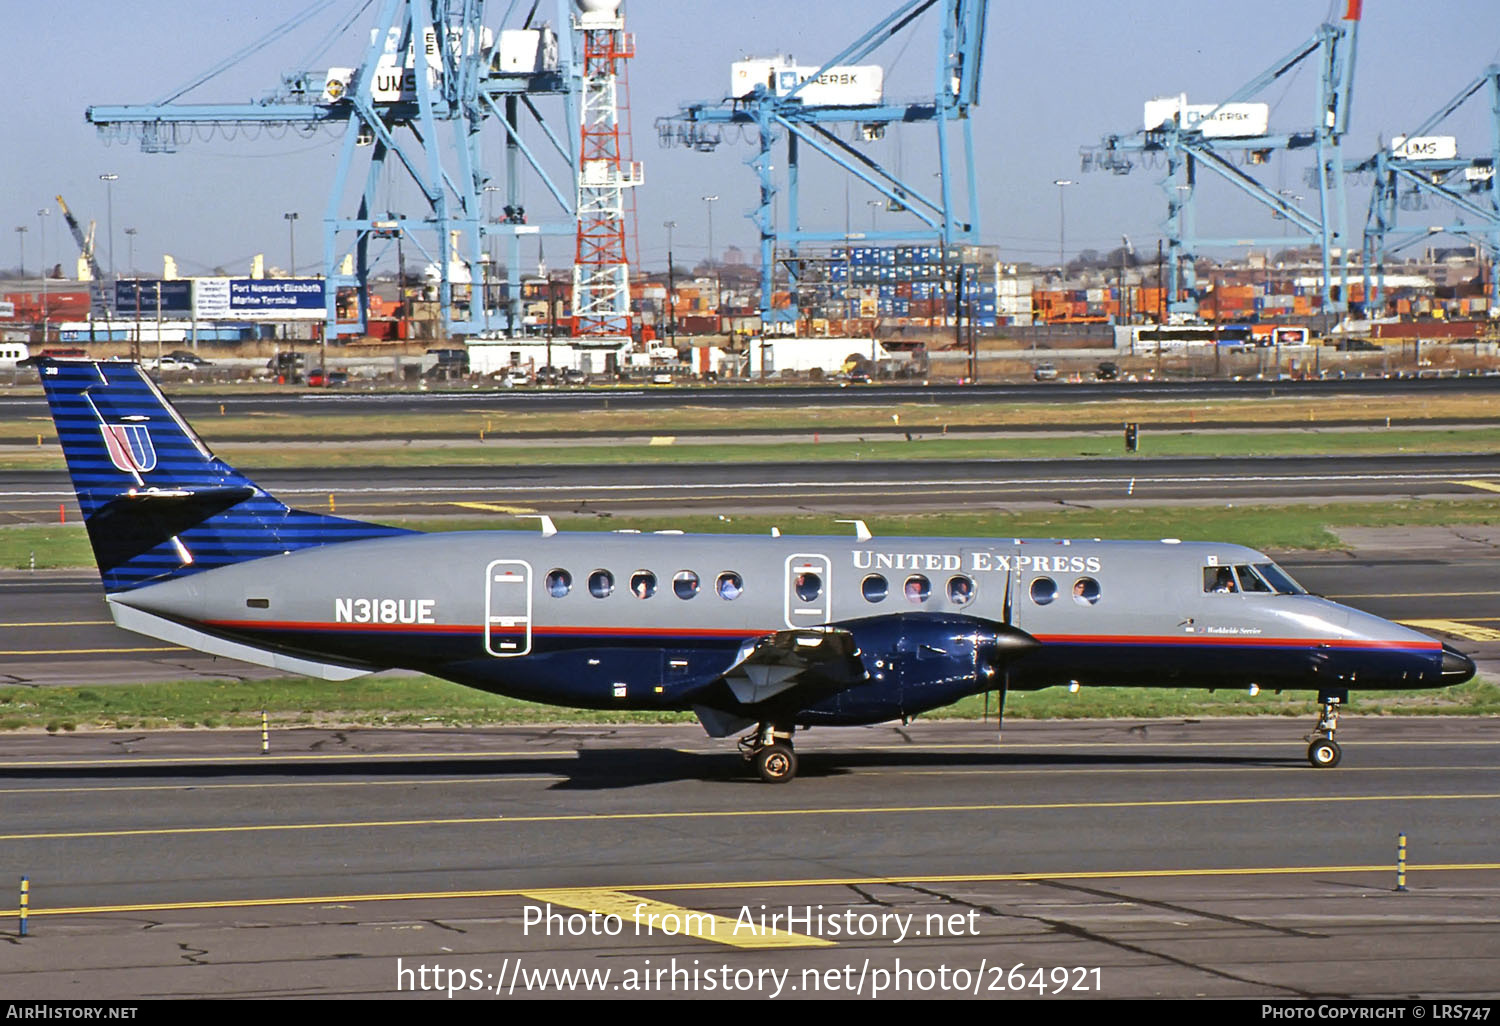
[5, 863, 1500, 922]
[1399, 618, 1500, 642]
[1451, 478, 1500, 494]
[3, 792, 1498, 843]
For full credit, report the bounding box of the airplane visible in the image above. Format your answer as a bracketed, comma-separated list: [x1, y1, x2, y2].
[34, 359, 1477, 782]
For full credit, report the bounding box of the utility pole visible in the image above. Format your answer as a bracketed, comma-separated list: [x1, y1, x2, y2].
[664, 220, 677, 347]
[13, 226, 25, 279]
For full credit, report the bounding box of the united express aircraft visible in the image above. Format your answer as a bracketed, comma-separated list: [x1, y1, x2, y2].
[36, 360, 1476, 781]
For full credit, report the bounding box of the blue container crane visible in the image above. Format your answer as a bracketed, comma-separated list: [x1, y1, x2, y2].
[1350, 66, 1500, 315]
[657, 0, 987, 331]
[1084, 3, 1361, 321]
[84, 1, 586, 341]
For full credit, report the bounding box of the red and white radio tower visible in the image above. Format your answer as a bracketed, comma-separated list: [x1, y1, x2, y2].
[573, 0, 642, 341]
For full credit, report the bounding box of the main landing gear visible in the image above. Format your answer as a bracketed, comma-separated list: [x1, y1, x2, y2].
[739, 723, 797, 783]
[1306, 691, 1345, 768]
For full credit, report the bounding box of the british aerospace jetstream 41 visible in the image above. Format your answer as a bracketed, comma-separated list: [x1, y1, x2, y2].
[38, 360, 1476, 781]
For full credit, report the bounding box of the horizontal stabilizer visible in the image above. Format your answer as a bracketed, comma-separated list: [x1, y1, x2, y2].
[87, 487, 255, 573]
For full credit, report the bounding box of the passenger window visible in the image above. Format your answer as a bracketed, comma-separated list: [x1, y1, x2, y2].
[946, 575, 974, 605]
[904, 574, 931, 604]
[588, 569, 614, 598]
[673, 571, 700, 599]
[631, 571, 657, 599]
[1235, 565, 1272, 593]
[716, 572, 743, 600]
[1071, 577, 1100, 605]
[862, 574, 888, 602]
[794, 571, 822, 602]
[1204, 567, 1238, 594]
[1030, 577, 1058, 605]
[545, 569, 572, 598]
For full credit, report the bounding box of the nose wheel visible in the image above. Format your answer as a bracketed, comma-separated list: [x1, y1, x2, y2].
[1305, 691, 1345, 768]
[1307, 736, 1342, 768]
[739, 724, 797, 783]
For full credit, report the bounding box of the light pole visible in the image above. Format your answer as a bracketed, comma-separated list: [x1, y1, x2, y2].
[14, 226, 25, 279]
[663, 220, 677, 346]
[284, 212, 299, 276]
[99, 173, 118, 279]
[702, 194, 719, 328]
[701, 194, 718, 270]
[36, 209, 49, 339]
[124, 228, 137, 278]
[1052, 179, 1075, 275]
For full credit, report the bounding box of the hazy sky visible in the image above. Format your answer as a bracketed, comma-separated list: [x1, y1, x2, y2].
[6, 1, 1499, 279]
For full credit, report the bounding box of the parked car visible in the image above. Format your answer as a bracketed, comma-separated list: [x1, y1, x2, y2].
[1095, 361, 1119, 381]
[563, 368, 588, 386]
[166, 350, 211, 366]
[1033, 363, 1059, 381]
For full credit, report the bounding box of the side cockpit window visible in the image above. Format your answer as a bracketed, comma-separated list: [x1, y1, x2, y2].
[1204, 567, 1238, 594]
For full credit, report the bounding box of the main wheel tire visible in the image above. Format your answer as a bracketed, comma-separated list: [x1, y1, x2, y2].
[1307, 737, 1342, 768]
[755, 742, 798, 783]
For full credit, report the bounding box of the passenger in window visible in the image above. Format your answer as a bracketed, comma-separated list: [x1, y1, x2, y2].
[717, 573, 743, 600]
[546, 570, 571, 598]
[905, 575, 930, 603]
[1210, 567, 1237, 593]
[795, 572, 821, 602]
[1072, 577, 1100, 605]
[947, 576, 973, 605]
[632, 572, 655, 599]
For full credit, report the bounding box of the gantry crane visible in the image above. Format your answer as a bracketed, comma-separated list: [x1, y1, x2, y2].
[55, 196, 109, 318]
[85, 1, 590, 340]
[1351, 65, 1500, 315]
[658, 0, 988, 330]
[1084, 2, 1361, 319]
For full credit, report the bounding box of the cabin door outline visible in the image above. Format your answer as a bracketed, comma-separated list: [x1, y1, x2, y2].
[484, 559, 533, 657]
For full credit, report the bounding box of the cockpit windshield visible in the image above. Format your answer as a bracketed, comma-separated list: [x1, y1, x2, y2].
[1252, 562, 1306, 595]
[1204, 561, 1307, 596]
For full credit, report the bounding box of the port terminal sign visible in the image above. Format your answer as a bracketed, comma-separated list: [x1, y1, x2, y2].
[115, 280, 194, 315]
[194, 278, 326, 320]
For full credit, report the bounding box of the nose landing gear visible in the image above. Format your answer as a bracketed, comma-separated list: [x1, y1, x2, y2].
[739, 723, 797, 783]
[1306, 690, 1345, 768]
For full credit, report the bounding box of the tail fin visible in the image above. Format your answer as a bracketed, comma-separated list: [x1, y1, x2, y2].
[38, 359, 411, 592]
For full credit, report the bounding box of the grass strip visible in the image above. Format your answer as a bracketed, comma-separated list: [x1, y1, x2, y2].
[5, 424, 1500, 473]
[8, 499, 1500, 570]
[3, 676, 1495, 734]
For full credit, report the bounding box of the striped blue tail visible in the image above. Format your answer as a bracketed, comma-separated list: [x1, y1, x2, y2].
[38, 360, 413, 592]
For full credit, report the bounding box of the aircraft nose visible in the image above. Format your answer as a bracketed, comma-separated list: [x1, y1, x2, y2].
[1441, 644, 1476, 683]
